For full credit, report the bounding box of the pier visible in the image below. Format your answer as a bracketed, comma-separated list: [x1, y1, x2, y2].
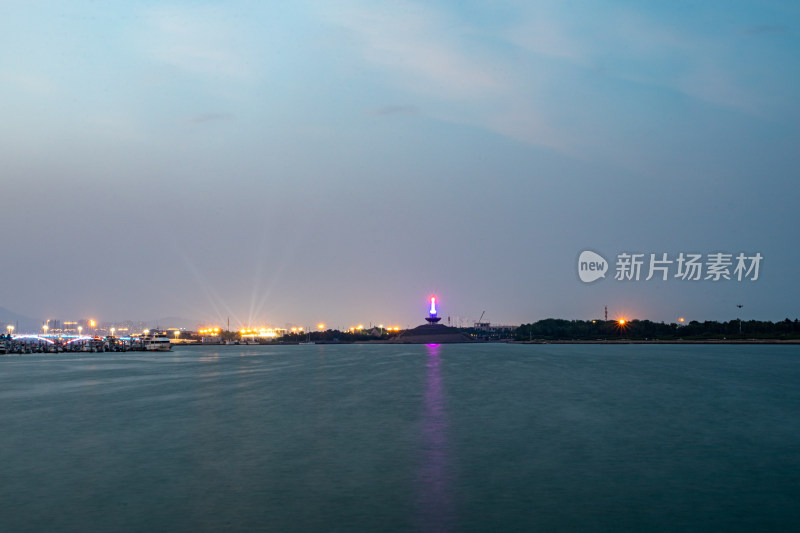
[0, 334, 153, 354]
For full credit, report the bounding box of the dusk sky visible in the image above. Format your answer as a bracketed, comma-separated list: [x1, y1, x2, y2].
[2, 1, 799, 330]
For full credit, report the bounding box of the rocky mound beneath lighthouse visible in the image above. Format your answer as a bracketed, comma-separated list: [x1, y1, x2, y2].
[389, 324, 474, 344]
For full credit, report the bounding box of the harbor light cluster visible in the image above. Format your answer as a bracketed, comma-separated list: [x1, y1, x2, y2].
[239, 328, 284, 340]
[348, 325, 401, 333]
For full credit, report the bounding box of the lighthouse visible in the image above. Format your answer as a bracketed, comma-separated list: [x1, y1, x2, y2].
[425, 296, 442, 324]
[389, 294, 472, 343]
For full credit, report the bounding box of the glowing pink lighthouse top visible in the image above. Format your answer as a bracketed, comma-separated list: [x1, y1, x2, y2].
[425, 296, 441, 324]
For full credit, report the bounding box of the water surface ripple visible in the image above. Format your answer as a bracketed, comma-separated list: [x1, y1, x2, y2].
[1, 344, 799, 532]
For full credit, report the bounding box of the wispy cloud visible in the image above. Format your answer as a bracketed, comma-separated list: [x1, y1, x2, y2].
[508, 5, 775, 116]
[141, 6, 253, 79]
[324, 1, 505, 99]
[318, 1, 567, 150]
[741, 24, 790, 36]
[186, 112, 236, 124]
[369, 105, 418, 116]
[507, 11, 587, 63]
[317, 0, 790, 155]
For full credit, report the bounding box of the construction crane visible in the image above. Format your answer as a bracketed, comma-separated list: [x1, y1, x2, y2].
[477, 311, 486, 327]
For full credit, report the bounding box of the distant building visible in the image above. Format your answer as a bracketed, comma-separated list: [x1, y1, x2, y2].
[43, 319, 80, 335]
[199, 327, 222, 343]
[473, 322, 517, 333]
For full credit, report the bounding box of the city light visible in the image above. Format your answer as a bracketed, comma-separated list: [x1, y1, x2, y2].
[239, 328, 281, 339]
[430, 297, 437, 315]
[6, 325, 13, 335]
[317, 323, 325, 330]
[89, 319, 96, 328]
[618, 319, 626, 325]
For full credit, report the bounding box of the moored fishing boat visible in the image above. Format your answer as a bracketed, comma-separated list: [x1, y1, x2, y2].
[142, 329, 172, 351]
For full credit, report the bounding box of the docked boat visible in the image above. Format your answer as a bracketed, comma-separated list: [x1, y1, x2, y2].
[142, 330, 172, 351]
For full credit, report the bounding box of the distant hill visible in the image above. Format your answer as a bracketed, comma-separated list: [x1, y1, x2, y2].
[0, 307, 43, 333]
[0, 308, 202, 334]
[146, 316, 200, 330]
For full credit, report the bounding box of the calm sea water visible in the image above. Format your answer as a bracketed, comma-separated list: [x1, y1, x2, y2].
[1, 343, 799, 532]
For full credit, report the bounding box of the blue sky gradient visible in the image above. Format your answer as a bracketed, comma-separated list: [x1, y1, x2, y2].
[2, 1, 798, 328]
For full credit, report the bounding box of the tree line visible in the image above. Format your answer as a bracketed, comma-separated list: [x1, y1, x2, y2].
[514, 318, 800, 341]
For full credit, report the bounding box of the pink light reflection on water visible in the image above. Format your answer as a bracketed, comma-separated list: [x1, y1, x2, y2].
[417, 343, 454, 532]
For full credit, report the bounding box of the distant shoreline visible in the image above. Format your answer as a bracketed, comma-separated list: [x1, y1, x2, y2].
[172, 339, 800, 346]
[514, 339, 800, 345]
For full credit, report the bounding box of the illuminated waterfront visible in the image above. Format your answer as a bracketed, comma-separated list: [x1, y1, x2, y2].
[2, 344, 800, 531]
